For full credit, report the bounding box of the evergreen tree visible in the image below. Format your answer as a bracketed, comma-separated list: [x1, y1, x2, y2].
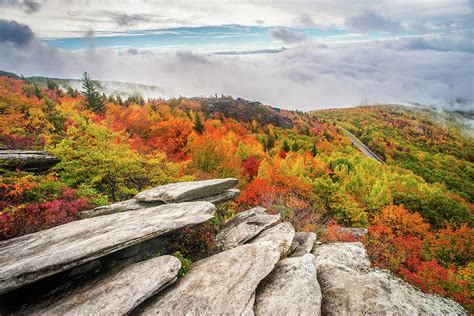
[67, 86, 78, 98]
[264, 134, 275, 151]
[292, 141, 299, 152]
[282, 139, 290, 152]
[81, 72, 105, 113]
[193, 113, 205, 135]
[311, 143, 318, 156]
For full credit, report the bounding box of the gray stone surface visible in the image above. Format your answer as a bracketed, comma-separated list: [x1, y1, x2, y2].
[26, 256, 180, 315]
[313, 242, 467, 315]
[0, 150, 59, 172]
[313, 242, 370, 271]
[135, 178, 238, 203]
[140, 241, 281, 315]
[255, 254, 321, 316]
[79, 188, 240, 219]
[251, 222, 295, 256]
[195, 188, 240, 205]
[0, 201, 216, 294]
[216, 206, 280, 251]
[78, 199, 164, 219]
[290, 232, 317, 257]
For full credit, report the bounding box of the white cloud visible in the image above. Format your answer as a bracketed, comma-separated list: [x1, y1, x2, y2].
[345, 10, 402, 32]
[1, 28, 472, 111]
[269, 28, 308, 44]
[0, 0, 471, 37]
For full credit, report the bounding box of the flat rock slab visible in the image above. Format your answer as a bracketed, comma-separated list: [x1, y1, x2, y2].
[0, 150, 59, 172]
[140, 241, 280, 315]
[0, 201, 216, 294]
[313, 242, 467, 315]
[135, 178, 238, 203]
[196, 188, 240, 205]
[24, 256, 181, 315]
[251, 222, 295, 256]
[290, 232, 317, 257]
[78, 199, 164, 219]
[255, 254, 321, 315]
[216, 206, 280, 251]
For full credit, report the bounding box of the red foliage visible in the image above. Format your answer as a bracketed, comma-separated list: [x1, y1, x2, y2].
[1, 189, 89, 239]
[237, 178, 285, 209]
[241, 156, 260, 179]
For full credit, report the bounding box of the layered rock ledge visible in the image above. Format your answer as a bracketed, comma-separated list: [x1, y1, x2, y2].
[0, 150, 59, 172]
[0, 201, 215, 294]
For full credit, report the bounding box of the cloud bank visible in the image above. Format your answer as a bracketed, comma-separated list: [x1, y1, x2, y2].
[0, 19, 473, 111]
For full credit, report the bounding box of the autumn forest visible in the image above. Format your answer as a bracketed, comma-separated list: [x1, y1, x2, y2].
[0, 74, 472, 310]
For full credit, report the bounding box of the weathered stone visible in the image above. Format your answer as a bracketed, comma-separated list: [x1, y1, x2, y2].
[135, 178, 238, 203]
[0, 201, 216, 294]
[255, 254, 321, 316]
[251, 222, 295, 256]
[0, 150, 59, 172]
[67, 260, 102, 277]
[140, 241, 281, 315]
[194, 188, 240, 205]
[78, 199, 164, 219]
[216, 206, 280, 251]
[289, 232, 317, 257]
[79, 188, 240, 219]
[25, 256, 181, 315]
[313, 242, 467, 315]
[313, 242, 370, 271]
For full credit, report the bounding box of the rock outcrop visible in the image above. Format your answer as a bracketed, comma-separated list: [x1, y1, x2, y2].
[216, 206, 280, 251]
[80, 179, 239, 218]
[255, 254, 321, 315]
[290, 232, 317, 257]
[0, 150, 59, 172]
[251, 222, 295, 256]
[78, 199, 164, 219]
[0, 201, 215, 294]
[0, 178, 467, 315]
[24, 256, 181, 315]
[140, 241, 281, 315]
[197, 188, 240, 204]
[313, 242, 467, 315]
[135, 178, 238, 203]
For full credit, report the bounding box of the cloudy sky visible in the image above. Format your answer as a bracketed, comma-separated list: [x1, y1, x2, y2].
[0, 0, 473, 110]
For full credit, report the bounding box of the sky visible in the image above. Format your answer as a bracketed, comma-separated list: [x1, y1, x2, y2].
[0, 0, 473, 110]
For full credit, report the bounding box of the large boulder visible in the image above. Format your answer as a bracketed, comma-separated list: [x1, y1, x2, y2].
[289, 232, 317, 257]
[0, 202, 215, 294]
[251, 222, 295, 256]
[216, 206, 280, 251]
[313, 242, 467, 315]
[0, 150, 59, 172]
[255, 254, 321, 315]
[140, 241, 281, 315]
[135, 178, 238, 203]
[23, 256, 181, 315]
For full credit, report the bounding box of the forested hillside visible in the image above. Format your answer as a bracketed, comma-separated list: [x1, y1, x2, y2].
[0, 75, 472, 310]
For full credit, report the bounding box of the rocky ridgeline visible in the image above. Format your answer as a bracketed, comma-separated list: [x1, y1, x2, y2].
[0, 179, 467, 315]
